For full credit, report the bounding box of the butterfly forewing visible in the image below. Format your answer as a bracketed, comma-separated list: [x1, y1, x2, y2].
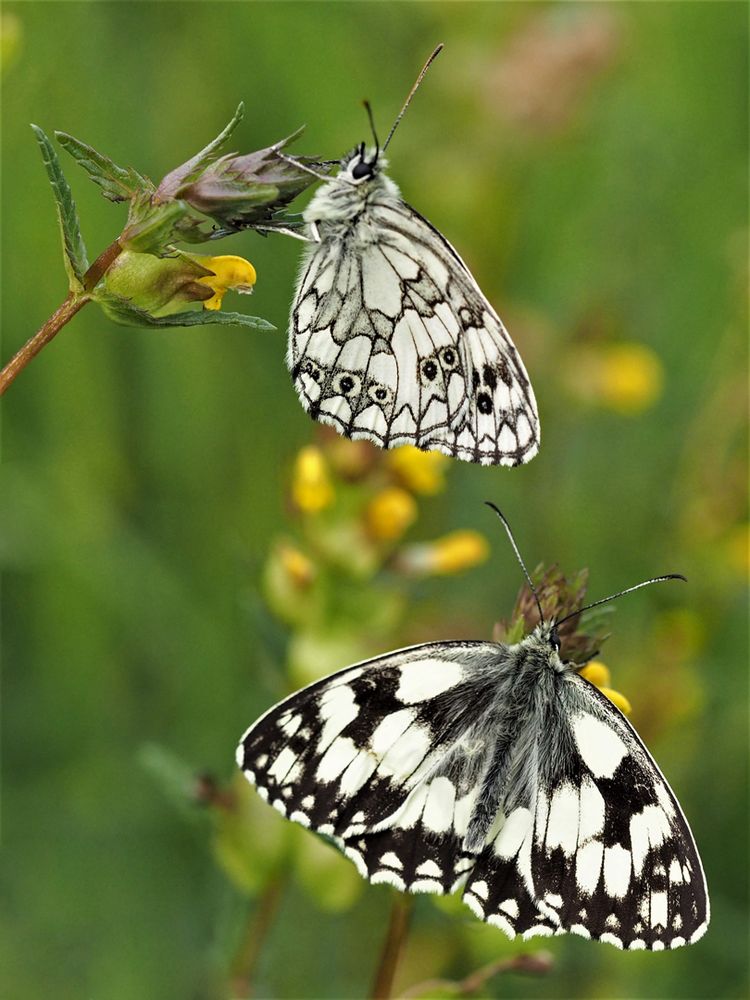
[237, 641, 501, 844]
[462, 676, 709, 950]
[288, 174, 539, 466]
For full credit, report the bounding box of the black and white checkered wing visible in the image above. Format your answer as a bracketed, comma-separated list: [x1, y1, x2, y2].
[237, 641, 502, 890]
[462, 677, 709, 950]
[289, 198, 539, 467]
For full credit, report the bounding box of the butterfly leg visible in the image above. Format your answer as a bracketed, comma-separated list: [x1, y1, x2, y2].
[253, 223, 317, 243]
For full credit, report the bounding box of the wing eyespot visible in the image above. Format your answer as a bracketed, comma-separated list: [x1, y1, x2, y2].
[420, 358, 440, 383]
[368, 383, 393, 406]
[333, 372, 362, 398]
[477, 392, 493, 415]
[439, 347, 461, 373]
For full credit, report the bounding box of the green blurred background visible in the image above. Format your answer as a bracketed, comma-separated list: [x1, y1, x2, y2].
[1, 2, 747, 998]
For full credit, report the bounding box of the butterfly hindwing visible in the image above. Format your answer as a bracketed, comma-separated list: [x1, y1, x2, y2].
[462, 675, 709, 950]
[288, 180, 539, 466]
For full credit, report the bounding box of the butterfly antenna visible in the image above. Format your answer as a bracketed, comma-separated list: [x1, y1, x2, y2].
[555, 574, 687, 629]
[382, 43, 444, 152]
[363, 100, 380, 158]
[484, 502, 545, 624]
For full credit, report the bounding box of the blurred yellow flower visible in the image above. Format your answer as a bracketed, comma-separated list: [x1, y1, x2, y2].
[599, 686, 633, 715]
[196, 254, 256, 310]
[599, 343, 664, 413]
[366, 487, 418, 541]
[579, 661, 632, 714]
[565, 342, 664, 415]
[291, 446, 334, 513]
[725, 522, 749, 577]
[278, 543, 316, 590]
[387, 445, 448, 495]
[399, 530, 489, 577]
[578, 660, 610, 688]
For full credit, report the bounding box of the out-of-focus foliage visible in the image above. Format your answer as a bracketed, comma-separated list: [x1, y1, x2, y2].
[1, 3, 747, 1000]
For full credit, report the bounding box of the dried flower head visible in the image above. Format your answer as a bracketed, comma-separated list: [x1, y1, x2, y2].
[494, 564, 609, 664]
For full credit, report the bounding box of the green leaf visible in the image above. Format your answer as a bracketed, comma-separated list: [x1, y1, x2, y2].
[31, 124, 88, 289]
[95, 289, 275, 331]
[148, 309, 276, 331]
[55, 130, 152, 202]
[156, 102, 245, 199]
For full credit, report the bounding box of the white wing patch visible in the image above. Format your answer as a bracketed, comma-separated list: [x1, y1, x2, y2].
[288, 170, 539, 466]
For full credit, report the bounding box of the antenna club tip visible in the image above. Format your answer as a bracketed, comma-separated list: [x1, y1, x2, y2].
[483, 500, 508, 522]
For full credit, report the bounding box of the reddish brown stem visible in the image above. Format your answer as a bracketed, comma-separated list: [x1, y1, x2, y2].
[0, 238, 123, 396]
[370, 894, 414, 1000]
[0, 294, 89, 395]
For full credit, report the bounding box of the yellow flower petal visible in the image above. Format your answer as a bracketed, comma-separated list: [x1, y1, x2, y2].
[365, 487, 418, 541]
[599, 686, 632, 715]
[291, 446, 334, 513]
[387, 446, 448, 495]
[196, 254, 256, 311]
[579, 661, 611, 688]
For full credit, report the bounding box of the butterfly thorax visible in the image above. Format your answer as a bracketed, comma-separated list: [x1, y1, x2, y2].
[303, 146, 400, 228]
[459, 631, 569, 852]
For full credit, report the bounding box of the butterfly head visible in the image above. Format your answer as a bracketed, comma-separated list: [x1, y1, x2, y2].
[340, 143, 383, 184]
[530, 620, 563, 656]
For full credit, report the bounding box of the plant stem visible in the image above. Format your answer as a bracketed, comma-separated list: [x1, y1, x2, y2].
[230, 875, 286, 999]
[0, 238, 123, 396]
[0, 294, 89, 395]
[370, 894, 414, 1000]
[399, 950, 554, 998]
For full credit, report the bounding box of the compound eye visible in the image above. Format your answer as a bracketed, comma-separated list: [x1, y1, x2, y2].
[333, 372, 361, 397]
[351, 159, 373, 180]
[550, 629, 561, 652]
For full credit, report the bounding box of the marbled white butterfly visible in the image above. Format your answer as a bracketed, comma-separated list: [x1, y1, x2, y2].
[287, 46, 539, 466]
[237, 506, 709, 950]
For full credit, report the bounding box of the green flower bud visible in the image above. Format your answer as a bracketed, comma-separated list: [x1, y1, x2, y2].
[101, 249, 214, 315]
[157, 130, 323, 232]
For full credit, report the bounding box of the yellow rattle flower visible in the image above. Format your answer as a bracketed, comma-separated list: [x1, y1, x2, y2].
[387, 446, 448, 495]
[365, 487, 418, 542]
[195, 255, 257, 310]
[398, 530, 490, 577]
[291, 446, 334, 513]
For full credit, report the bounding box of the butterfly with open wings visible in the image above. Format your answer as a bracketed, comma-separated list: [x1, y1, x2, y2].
[237, 506, 709, 950]
[287, 46, 539, 467]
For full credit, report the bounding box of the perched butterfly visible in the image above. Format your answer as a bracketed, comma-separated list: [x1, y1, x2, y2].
[237, 506, 709, 950]
[286, 46, 539, 466]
